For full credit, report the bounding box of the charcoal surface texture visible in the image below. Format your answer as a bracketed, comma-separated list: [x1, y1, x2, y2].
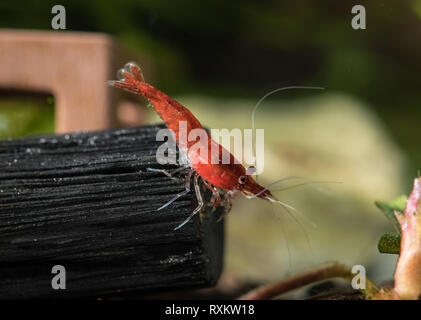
[0, 125, 224, 298]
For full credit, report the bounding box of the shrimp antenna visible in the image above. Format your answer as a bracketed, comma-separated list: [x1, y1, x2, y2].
[247, 176, 338, 199]
[272, 203, 315, 266]
[271, 180, 337, 193]
[268, 195, 317, 228]
[244, 176, 340, 228]
[243, 185, 317, 229]
[250, 86, 325, 179]
[270, 205, 293, 275]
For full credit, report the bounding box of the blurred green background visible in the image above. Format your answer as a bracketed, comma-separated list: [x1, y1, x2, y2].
[1, 0, 420, 294]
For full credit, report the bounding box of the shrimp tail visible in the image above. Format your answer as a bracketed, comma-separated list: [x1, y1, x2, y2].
[107, 62, 145, 95]
[109, 61, 204, 145]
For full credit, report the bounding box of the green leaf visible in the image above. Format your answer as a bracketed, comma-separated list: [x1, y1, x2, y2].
[378, 233, 401, 254]
[375, 195, 407, 234]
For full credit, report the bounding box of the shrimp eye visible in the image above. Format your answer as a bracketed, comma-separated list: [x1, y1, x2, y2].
[238, 176, 247, 184]
[246, 166, 256, 175]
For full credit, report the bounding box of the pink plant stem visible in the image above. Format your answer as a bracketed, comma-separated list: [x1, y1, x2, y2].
[393, 177, 421, 299]
[238, 263, 378, 300]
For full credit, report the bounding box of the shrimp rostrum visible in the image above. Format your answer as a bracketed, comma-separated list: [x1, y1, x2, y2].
[108, 62, 294, 230]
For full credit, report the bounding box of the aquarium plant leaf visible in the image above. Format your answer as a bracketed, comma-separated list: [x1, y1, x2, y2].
[378, 233, 401, 254]
[375, 195, 407, 234]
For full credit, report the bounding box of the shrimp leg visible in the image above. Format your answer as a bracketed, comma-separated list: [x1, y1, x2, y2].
[216, 193, 233, 222]
[174, 173, 203, 230]
[202, 179, 222, 206]
[157, 169, 194, 211]
[147, 167, 188, 178]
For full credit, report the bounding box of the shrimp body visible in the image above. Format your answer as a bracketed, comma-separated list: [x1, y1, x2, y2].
[109, 62, 276, 228]
[134, 82, 204, 144]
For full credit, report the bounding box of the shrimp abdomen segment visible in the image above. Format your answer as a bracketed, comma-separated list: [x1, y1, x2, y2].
[188, 139, 246, 191]
[108, 62, 203, 147]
